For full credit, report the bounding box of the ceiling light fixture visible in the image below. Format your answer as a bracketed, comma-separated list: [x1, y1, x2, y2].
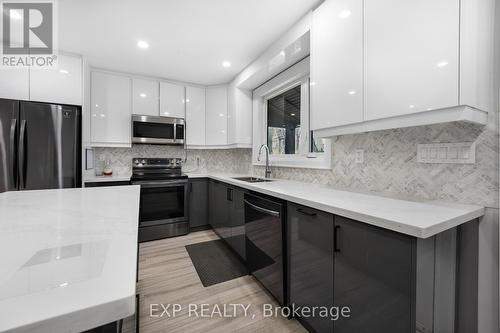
[222, 61, 231, 68]
[137, 40, 149, 49]
[348, 90, 356, 95]
[59, 69, 69, 74]
[139, 93, 147, 98]
[338, 10, 351, 19]
[437, 61, 448, 68]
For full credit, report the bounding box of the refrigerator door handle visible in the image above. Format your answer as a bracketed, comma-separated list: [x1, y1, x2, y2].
[18, 120, 26, 189]
[9, 119, 17, 187]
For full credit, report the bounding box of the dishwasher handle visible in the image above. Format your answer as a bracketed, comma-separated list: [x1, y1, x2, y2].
[244, 199, 280, 217]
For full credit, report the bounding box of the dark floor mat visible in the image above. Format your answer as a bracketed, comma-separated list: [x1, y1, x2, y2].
[186, 239, 248, 287]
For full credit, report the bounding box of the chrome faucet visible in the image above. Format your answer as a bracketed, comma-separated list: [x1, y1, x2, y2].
[257, 144, 271, 179]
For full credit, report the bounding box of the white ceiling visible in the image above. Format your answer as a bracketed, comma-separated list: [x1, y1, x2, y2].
[58, 0, 322, 85]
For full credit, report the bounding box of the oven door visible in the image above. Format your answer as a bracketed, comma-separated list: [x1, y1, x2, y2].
[132, 115, 184, 145]
[134, 180, 188, 227]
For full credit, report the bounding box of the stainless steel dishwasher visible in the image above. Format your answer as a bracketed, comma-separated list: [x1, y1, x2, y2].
[244, 192, 286, 306]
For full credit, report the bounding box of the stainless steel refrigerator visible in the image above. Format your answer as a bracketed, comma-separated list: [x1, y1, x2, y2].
[0, 99, 81, 193]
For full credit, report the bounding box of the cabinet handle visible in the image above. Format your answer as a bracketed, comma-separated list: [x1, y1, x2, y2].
[189, 182, 193, 193]
[297, 208, 317, 217]
[334, 225, 341, 252]
[227, 188, 233, 201]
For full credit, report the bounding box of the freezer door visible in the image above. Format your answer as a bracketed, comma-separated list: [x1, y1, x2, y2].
[0, 99, 19, 192]
[19, 102, 81, 190]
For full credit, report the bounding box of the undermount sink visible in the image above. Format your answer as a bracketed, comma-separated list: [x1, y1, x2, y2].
[232, 177, 273, 183]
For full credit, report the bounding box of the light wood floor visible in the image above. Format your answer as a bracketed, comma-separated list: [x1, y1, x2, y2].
[129, 230, 307, 333]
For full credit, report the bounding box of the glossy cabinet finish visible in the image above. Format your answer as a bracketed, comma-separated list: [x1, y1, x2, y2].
[364, 0, 459, 120]
[311, 0, 363, 130]
[29, 54, 82, 105]
[189, 179, 208, 228]
[132, 78, 159, 116]
[227, 186, 246, 259]
[205, 86, 228, 146]
[0, 68, 29, 101]
[333, 216, 416, 333]
[160, 82, 185, 118]
[207, 180, 247, 259]
[227, 84, 252, 147]
[91, 72, 132, 146]
[288, 202, 334, 333]
[185, 86, 206, 145]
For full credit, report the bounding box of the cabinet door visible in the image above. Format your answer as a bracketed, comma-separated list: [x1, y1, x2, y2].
[227, 186, 246, 259]
[29, 54, 82, 105]
[0, 68, 29, 100]
[333, 216, 416, 333]
[311, 0, 363, 130]
[364, 0, 459, 120]
[160, 82, 185, 118]
[210, 181, 229, 238]
[185, 86, 206, 145]
[205, 86, 228, 145]
[189, 179, 208, 228]
[288, 203, 334, 333]
[132, 78, 159, 116]
[91, 72, 132, 146]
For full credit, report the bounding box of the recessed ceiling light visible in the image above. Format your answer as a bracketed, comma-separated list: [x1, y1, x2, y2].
[222, 61, 231, 68]
[338, 10, 351, 19]
[219, 113, 224, 117]
[290, 113, 296, 116]
[348, 90, 356, 95]
[59, 282, 69, 287]
[409, 104, 415, 108]
[139, 93, 147, 98]
[137, 40, 149, 49]
[59, 69, 69, 74]
[437, 61, 448, 68]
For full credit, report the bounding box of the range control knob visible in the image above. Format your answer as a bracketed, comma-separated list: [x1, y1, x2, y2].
[134, 159, 139, 165]
[141, 159, 146, 164]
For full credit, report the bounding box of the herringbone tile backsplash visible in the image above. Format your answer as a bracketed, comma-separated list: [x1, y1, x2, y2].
[90, 120, 498, 208]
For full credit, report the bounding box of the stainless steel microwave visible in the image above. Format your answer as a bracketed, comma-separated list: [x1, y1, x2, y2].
[132, 115, 185, 145]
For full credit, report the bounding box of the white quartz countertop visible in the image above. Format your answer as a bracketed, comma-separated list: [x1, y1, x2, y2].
[186, 173, 484, 238]
[0, 186, 140, 333]
[84, 174, 131, 183]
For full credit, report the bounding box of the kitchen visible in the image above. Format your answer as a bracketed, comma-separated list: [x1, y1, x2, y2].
[0, 0, 499, 332]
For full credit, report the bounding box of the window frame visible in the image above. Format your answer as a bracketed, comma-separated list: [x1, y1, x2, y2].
[252, 57, 331, 170]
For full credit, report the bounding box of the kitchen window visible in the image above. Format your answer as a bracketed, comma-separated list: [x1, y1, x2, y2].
[253, 57, 331, 169]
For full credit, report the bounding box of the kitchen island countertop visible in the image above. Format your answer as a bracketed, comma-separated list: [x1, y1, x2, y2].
[0, 185, 140, 333]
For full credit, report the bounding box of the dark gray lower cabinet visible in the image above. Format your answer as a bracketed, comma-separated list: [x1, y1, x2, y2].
[208, 180, 246, 259]
[188, 179, 208, 229]
[333, 216, 416, 333]
[288, 202, 335, 333]
[288, 203, 416, 333]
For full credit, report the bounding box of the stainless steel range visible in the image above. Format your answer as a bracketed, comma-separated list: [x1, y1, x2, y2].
[131, 158, 188, 242]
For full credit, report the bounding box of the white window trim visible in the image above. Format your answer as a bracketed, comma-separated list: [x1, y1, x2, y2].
[252, 57, 331, 170]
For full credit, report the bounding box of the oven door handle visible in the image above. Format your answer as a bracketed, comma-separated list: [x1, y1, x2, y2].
[132, 180, 188, 188]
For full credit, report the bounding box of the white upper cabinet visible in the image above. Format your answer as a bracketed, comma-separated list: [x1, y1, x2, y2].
[227, 84, 252, 147]
[364, 0, 459, 121]
[205, 86, 228, 146]
[160, 82, 185, 118]
[0, 68, 29, 101]
[132, 78, 159, 116]
[29, 54, 83, 105]
[311, 0, 492, 138]
[185, 86, 206, 146]
[91, 72, 132, 147]
[311, 0, 363, 130]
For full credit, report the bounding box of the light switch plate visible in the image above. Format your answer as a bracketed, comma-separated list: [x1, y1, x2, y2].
[417, 142, 476, 164]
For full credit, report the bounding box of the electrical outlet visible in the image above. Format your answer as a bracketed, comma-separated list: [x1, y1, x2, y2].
[196, 156, 200, 167]
[355, 149, 364, 164]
